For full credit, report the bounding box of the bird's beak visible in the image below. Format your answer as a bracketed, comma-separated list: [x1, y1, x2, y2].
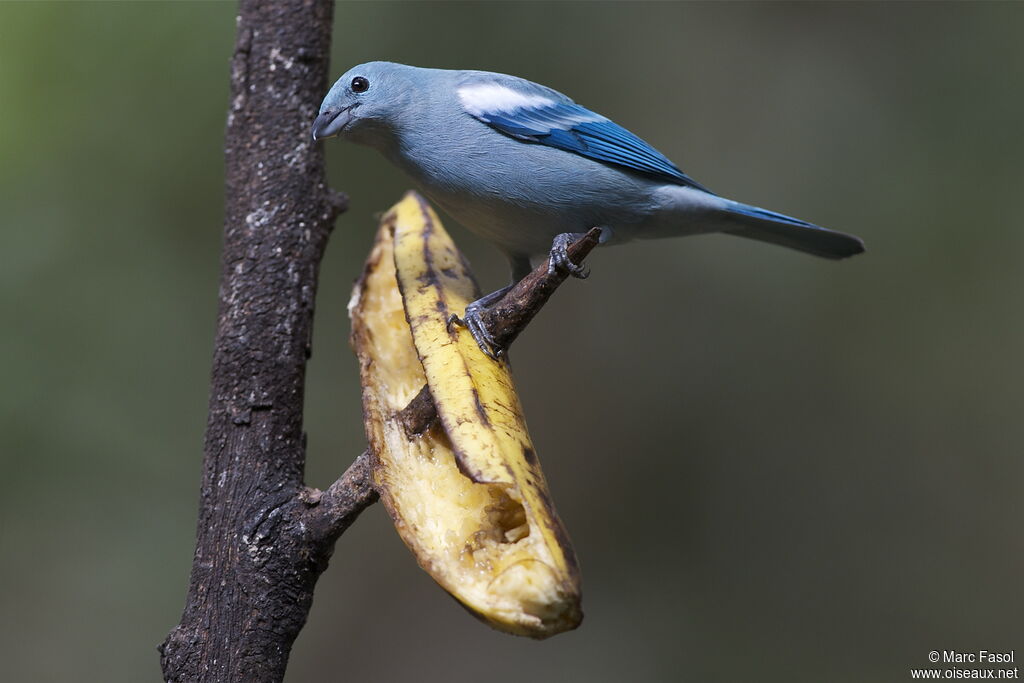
[311, 104, 358, 141]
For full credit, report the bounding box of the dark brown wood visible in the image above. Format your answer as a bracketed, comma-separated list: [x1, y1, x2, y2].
[400, 384, 439, 436]
[159, 2, 377, 681]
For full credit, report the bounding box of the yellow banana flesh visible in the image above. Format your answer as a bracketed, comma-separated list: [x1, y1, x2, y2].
[349, 191, 582, 638]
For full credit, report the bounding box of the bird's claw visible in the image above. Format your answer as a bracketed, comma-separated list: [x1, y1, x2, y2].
[449, 236, 593, 359]
[448, 306, 504, 359]
[547, 232, 590, 279]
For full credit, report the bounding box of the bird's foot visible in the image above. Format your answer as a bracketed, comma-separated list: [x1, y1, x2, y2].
[548, 232, 591, 279]
[447, 284, 514, 359]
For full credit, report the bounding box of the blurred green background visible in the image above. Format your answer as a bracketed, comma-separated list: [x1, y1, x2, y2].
[2, 2, 1022, 681]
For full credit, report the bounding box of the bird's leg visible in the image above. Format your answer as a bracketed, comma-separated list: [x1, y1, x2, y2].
[450, 234, 597, 358]
[548, 232, 591, 279]
[447, 284, 514, 359]
[448, 255, 532, 359]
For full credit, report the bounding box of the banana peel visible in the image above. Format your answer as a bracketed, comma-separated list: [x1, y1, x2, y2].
[349, 191, 582, 638]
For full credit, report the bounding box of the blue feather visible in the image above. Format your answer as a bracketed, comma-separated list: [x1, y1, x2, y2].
[470, 98, 710, 191]
[722, 201, 865, 259]
[726, 203, 819, 229]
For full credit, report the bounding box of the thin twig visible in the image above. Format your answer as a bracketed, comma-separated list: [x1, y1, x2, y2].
[397, 228, 602, 436]
[481, 227, 603, 349]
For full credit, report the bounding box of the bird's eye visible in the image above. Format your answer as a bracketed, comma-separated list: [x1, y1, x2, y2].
[351, 76, 369, 93]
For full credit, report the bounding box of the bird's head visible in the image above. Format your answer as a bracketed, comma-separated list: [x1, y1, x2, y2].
[312, 61, 413, 144]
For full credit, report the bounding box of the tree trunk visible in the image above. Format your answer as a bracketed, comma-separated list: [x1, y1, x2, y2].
[159, 1, 376, 680]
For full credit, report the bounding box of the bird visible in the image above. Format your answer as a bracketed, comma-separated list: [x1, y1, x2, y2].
[312, 61, 864, 356]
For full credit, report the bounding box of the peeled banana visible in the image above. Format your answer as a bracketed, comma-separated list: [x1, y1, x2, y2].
[349, 191, 582, 638]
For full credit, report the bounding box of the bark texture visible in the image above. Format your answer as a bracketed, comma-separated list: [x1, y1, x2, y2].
[159, 2, 377, 681]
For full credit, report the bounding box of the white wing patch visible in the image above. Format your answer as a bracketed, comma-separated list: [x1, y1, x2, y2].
[457, 83, 555, 116]
[458, 79, 700, 187]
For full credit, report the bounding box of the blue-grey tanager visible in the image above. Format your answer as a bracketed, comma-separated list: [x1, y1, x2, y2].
[313, 62, 864, 354]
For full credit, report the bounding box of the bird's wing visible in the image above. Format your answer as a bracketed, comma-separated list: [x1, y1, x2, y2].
[456, 78, 710, 191]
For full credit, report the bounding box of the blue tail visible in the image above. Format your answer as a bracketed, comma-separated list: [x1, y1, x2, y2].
[721, 202, 864, 260]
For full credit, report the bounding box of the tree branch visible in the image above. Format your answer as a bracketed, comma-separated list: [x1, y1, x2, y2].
[161, 2, 599, 678]
[304, 450, 377, 544]
[480, 227, 603, 349]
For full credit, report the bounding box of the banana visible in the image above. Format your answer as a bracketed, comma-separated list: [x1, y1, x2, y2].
[349, 191, 582, 638]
